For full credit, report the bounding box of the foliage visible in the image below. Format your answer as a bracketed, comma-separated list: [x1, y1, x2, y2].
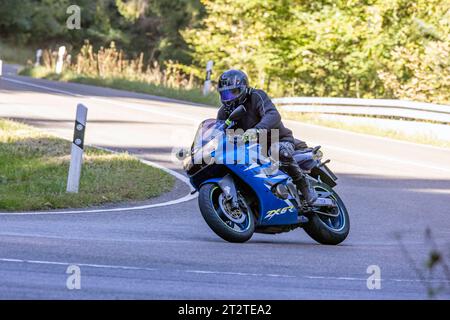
[20, 42, 219, 106]
[1, 0, 449, 104]
[28, 41, 216, 93]
[396, 228, 450, 298]
[378, 37, 450, 104]
[183, 0, 450, 104]
[0, 0, 203, 63]
[0, 39, 34, 64]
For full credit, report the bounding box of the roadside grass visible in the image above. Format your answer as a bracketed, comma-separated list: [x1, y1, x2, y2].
[281, 111, 450, 149]
[0, 40, 34, 65]
[19, 66, 220, 106]
[0, 119, 175, 211]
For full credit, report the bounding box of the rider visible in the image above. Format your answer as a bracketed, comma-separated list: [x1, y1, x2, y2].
[216, 69, 318, 205]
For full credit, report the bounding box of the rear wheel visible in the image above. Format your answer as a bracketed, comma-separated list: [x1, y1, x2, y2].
[303, 182, 350, 245]
[198, 183, 255, 243]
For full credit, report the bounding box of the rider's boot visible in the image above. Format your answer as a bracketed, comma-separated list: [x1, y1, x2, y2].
[284, 160, 318, 205]
[295, 176, 318, 205]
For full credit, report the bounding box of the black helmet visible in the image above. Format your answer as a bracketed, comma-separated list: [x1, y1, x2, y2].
[218, 69, 249, 108]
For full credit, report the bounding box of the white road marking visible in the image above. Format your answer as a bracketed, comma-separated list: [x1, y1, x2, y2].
[184, 269, 295, 278]
[90, 96, 199, 123]
[409, 188, 450, 195]
[0, 231, 433, 247]
[0, 231, 197, 244]
[0, 257, 448, 284]
[2, 77, 84, 97]
[0, 258, 156, 271]
[326, 145, 450, 173]
[305, 275, 449, 284]
[0, 176, 196, 215]
[2, 77, 199, 123]
[285, 119, 450, 152]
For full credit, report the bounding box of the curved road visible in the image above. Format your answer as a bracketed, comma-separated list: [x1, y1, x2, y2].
[0, 64, 449, 299]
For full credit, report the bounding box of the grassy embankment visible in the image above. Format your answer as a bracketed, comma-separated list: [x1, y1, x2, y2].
[0, 119, 174, 211]
[19, 65, 219, 106]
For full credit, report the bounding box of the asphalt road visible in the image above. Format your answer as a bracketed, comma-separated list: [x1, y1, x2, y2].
[0, 63, 449, 299]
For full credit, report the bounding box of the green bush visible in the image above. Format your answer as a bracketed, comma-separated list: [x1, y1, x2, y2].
[183, 0, 450, 104]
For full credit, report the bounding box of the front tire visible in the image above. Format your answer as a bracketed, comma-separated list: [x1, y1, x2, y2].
[198, 183, 255, 243]
[303, 182, 350, 245]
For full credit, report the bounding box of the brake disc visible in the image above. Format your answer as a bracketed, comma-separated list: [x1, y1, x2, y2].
[218, 193, 246, 224]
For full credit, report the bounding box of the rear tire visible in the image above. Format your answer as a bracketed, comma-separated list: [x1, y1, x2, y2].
[303, 182, 350, 245]
[198, 183, 255, 243]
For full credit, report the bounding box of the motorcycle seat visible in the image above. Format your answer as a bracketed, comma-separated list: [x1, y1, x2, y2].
[293, 151, 313, 162]
[293, 151, 317, 171]
[293, 148, 313, 154]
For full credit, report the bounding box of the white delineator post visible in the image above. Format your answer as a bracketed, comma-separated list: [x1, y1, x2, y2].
[203, 60, 214, 96]
[35, 49, 43, 67]
[55, 46, 66, 74]
[0, 59, 3, 77]
[66, 104, 88, 193]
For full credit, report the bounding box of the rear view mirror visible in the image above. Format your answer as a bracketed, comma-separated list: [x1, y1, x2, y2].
[175, 147, 189, 160]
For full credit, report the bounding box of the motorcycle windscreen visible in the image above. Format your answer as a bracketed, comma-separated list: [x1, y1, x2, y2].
[191, 119, 225, 151]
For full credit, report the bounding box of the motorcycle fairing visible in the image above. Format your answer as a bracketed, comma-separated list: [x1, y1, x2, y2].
[200, 160, 299, 226]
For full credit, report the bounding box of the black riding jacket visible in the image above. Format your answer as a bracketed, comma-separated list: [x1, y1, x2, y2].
[216, 89, 294, 143]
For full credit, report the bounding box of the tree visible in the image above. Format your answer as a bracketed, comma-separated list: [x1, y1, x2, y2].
[0, 0, 203, 64]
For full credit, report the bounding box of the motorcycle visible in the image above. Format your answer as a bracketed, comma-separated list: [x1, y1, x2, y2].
[182, 105, 350, 244]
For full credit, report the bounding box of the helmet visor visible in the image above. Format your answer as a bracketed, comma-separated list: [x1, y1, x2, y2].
[219, 87, 242, 102]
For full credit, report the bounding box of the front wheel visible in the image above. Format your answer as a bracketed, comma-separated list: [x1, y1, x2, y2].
[303, 182, 350, 245]
[198, 183, 255, 243]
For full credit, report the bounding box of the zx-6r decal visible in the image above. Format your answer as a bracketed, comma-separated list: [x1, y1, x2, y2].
[265, 206, 295, 220]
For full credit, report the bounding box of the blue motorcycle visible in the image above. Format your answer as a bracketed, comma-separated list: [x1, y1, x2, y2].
[183, 106, 349, 244]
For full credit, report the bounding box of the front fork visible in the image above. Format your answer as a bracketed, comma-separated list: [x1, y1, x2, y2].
[217, 174, 240, 210]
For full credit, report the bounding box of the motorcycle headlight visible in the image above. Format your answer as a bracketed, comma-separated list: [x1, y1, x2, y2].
[182, 153, 193, 171]
[203, 138, 219, 155]
[192, 138, 219, 165]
